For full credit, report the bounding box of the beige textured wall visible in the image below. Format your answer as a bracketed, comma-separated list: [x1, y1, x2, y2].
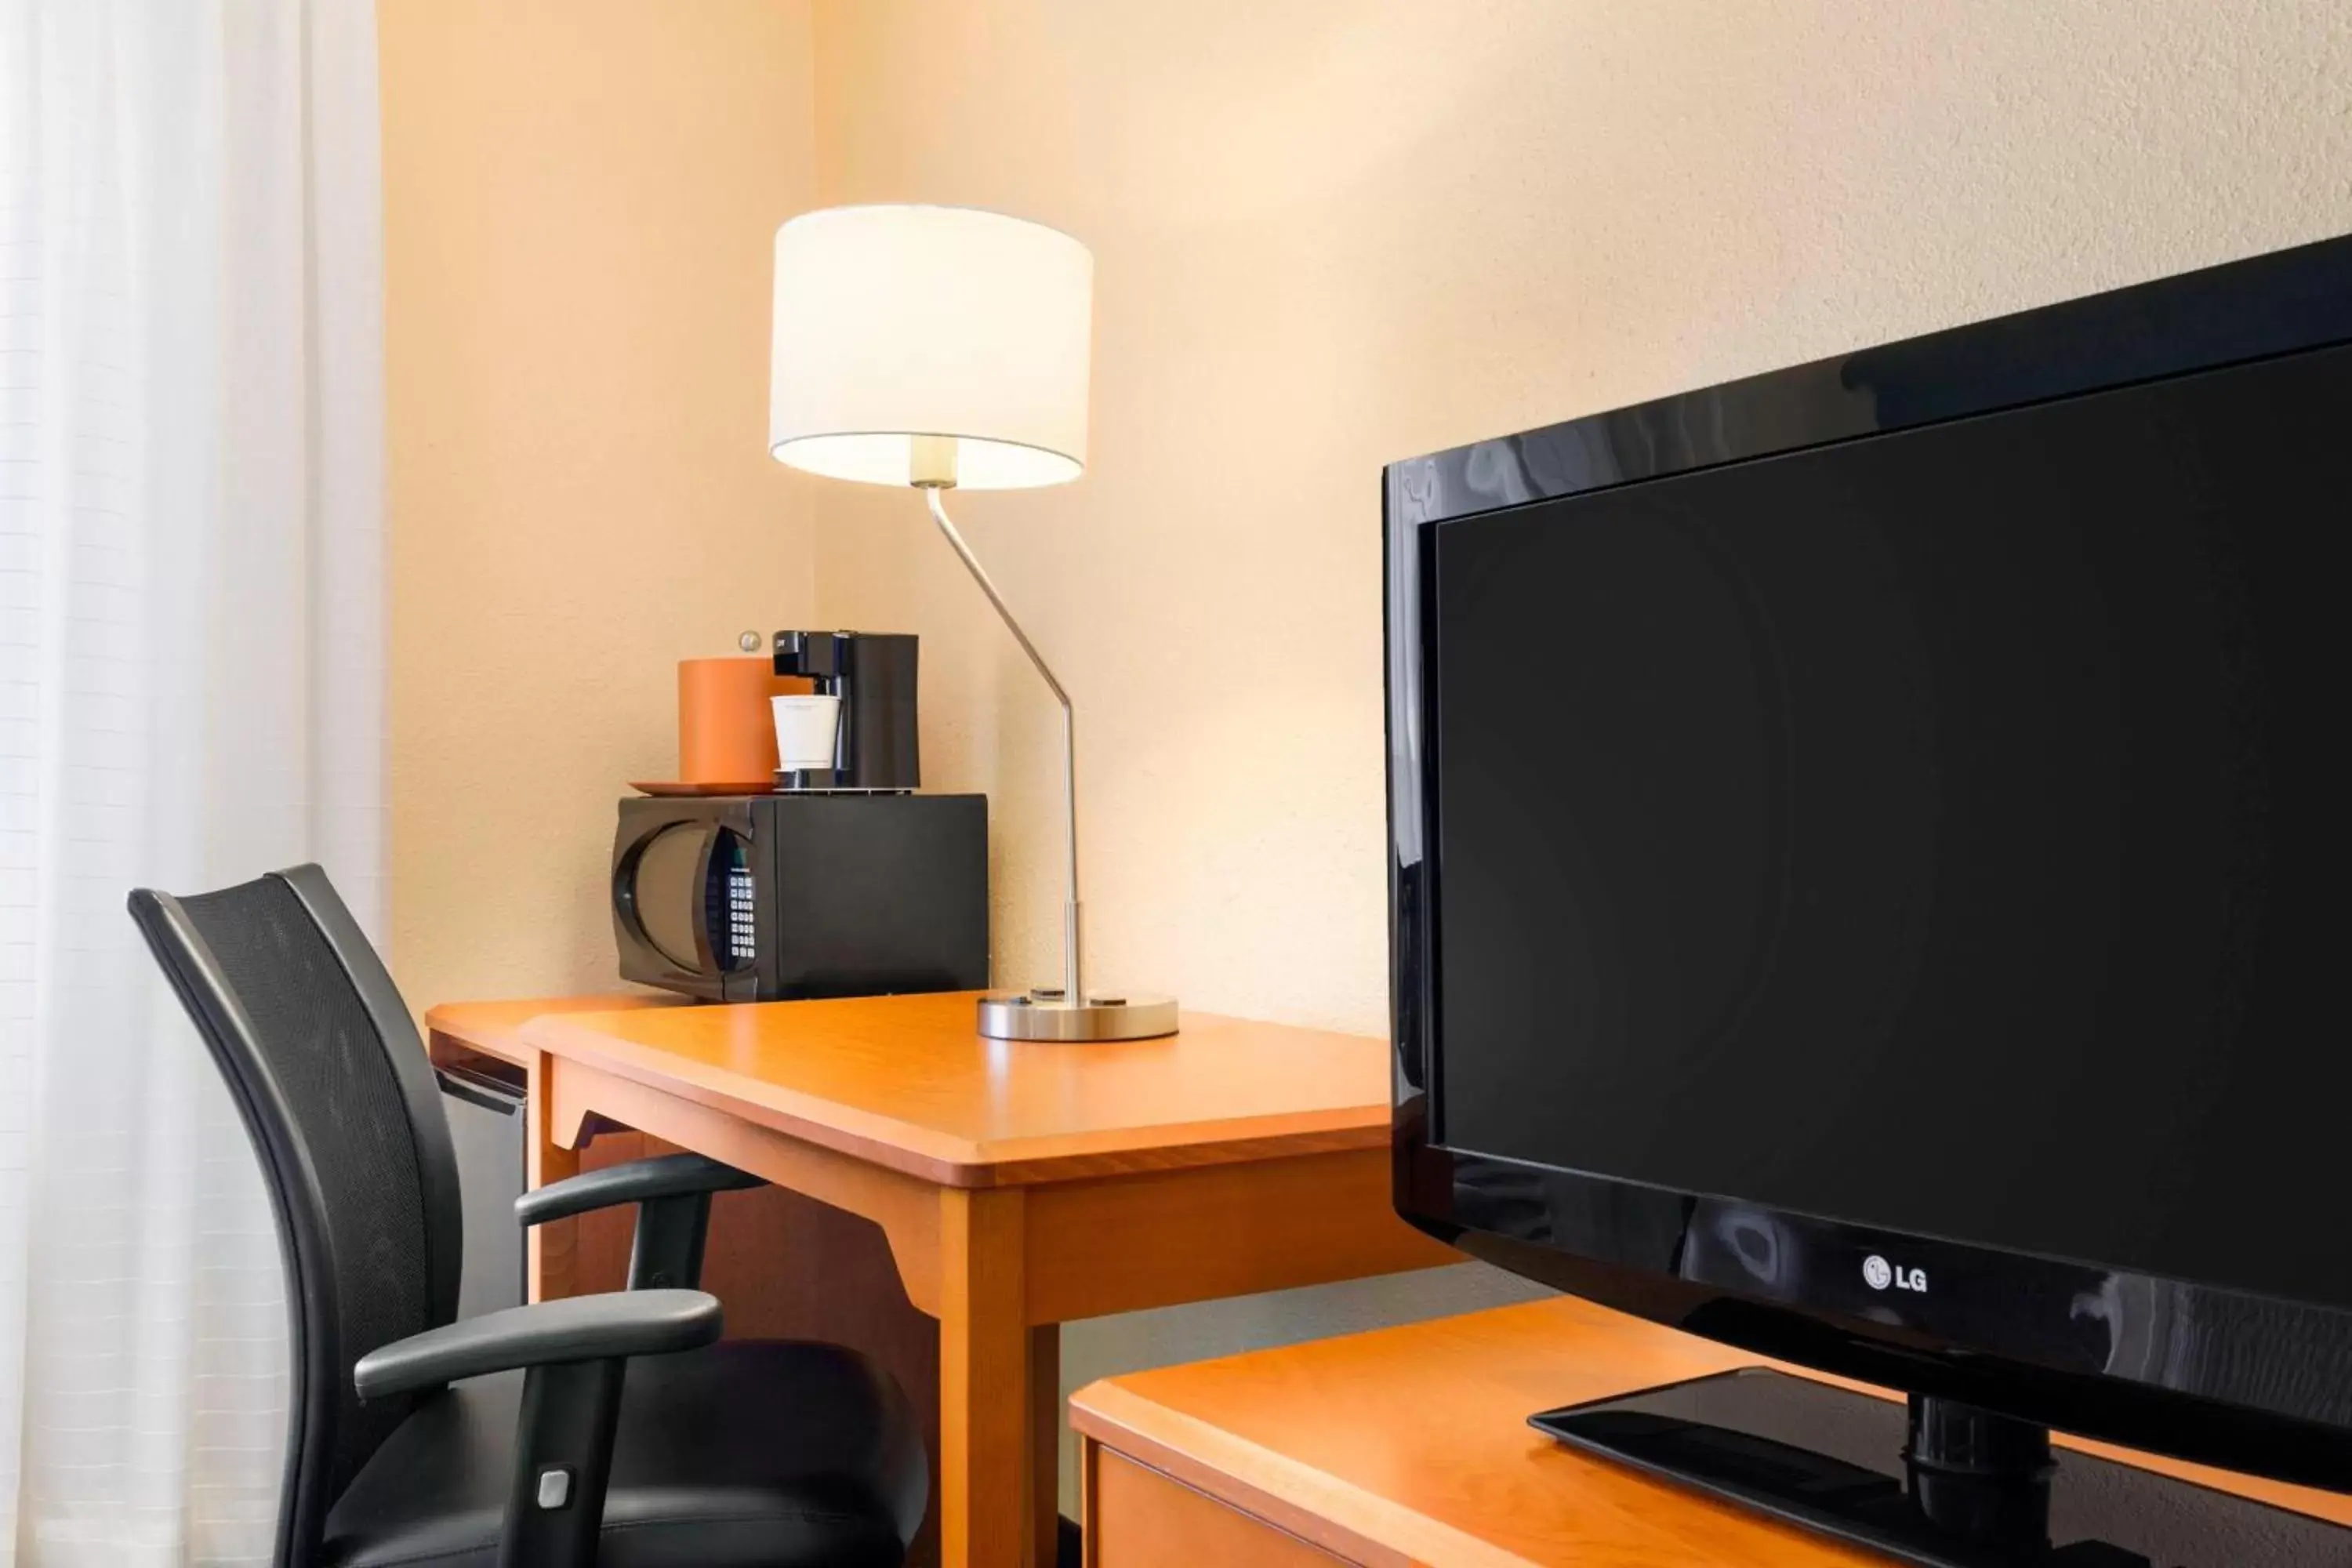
[805, 0, 2352, 1505]
[383, 1, 821, 1009]
[809, 0, 2352, 1036]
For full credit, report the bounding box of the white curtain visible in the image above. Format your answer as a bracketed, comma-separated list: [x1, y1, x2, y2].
[0, 1, 383, 1562]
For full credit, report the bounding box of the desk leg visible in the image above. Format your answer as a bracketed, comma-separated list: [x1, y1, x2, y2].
[525, 1051, 579, 1303]
[1029, 1323, 1062, 1568]
[941, 1187, 1029, 1568]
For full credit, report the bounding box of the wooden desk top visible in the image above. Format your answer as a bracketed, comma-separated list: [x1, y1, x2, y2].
[425, 993, 683, 1067]
[1070, 1296, 2352, 1567]
[427, 991, 1398, 1189]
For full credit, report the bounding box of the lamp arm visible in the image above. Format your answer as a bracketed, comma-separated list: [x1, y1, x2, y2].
[923, 485, 1084, 1007]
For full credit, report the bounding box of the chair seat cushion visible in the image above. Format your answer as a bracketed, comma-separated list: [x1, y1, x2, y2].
[321, 1339, 927, 1568]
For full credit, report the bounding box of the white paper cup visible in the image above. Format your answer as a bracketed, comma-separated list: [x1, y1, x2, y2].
[771, 694, 843, 771]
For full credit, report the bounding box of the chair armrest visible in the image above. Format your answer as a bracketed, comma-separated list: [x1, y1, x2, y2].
[359, 1291, 724, 1568]
[514, 1153, 762, 1227]
[353, 1290, 721, 1402]
[517, 1154, 764, 1291]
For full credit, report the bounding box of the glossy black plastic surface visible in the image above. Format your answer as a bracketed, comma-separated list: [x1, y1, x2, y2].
[1386, 235, 2352, 530]
[1535, 1370, 2351, 1566]
[1385, 230, 2352, 1489]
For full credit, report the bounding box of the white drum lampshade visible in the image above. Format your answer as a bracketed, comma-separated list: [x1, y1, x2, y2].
[768, 204, 1094, 491]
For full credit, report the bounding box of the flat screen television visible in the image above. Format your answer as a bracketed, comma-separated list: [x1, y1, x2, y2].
[1385, 234, 2352, 1566]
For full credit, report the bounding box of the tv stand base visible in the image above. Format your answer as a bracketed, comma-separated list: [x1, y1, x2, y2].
[1533, 1368, 2347, 1567]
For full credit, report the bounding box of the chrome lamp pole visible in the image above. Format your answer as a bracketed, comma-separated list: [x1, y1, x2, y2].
[915, 480, 1175, 1041]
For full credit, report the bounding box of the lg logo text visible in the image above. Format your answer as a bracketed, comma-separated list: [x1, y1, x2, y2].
[1863, 1254, 1927, 1294]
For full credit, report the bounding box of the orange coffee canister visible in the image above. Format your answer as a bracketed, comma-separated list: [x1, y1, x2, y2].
[677, 656, 811, 786]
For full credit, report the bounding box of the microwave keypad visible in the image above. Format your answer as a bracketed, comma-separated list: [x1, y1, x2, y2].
[727, 862, 755, 966]
[699, 829, 757, 972]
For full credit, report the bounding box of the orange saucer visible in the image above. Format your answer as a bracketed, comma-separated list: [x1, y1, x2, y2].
[626, 781, 777, 797]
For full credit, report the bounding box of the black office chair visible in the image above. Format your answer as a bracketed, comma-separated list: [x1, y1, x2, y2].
[129, 865, 927, 1568]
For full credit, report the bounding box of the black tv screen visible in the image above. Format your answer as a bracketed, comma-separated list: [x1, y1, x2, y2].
[1385, 233, 2352, 1493]
[1433, 342, 2351, 1312]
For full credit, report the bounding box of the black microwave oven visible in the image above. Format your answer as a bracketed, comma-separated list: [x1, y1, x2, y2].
[611, 793, 989, 1001]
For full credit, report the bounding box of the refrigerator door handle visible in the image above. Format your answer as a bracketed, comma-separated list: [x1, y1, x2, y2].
[436, 1064, 524, 1116]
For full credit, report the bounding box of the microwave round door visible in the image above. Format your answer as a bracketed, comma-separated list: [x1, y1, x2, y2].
[626, 823, 753, 973]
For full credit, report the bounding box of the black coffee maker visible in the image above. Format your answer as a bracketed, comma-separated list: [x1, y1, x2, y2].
[771, 630, 919, 792]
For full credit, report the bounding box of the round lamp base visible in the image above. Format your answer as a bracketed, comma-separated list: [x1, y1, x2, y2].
[978, 989, 1179, 1042]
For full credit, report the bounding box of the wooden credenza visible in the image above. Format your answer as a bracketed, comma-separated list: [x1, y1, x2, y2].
[1072, 1296, 2352, 1567]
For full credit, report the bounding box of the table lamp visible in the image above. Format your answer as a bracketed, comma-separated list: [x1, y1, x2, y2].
[768, 203, 1177, 1042]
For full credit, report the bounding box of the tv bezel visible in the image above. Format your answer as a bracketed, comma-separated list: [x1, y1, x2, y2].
[1383, 231, 2352, 1490]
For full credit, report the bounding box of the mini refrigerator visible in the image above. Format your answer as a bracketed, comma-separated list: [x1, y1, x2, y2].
[436, 1058, 528, 1319]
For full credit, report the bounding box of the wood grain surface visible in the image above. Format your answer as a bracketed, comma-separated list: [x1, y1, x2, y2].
[1073, 1295, 2352, 1568]
[1022, 1149, 1457, 1324]
[1090, 1449, 1345, 1568]
[425, 991, 681, 1069]
[514, 991, 1399, 1187]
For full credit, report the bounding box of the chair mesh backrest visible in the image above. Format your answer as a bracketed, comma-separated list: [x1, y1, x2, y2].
[177, 877, 435, 1498]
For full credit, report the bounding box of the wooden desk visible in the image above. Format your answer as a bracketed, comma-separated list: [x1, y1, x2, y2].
[424, 992, 1458, 1568]
[1070, 1295, 2352, 1567]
